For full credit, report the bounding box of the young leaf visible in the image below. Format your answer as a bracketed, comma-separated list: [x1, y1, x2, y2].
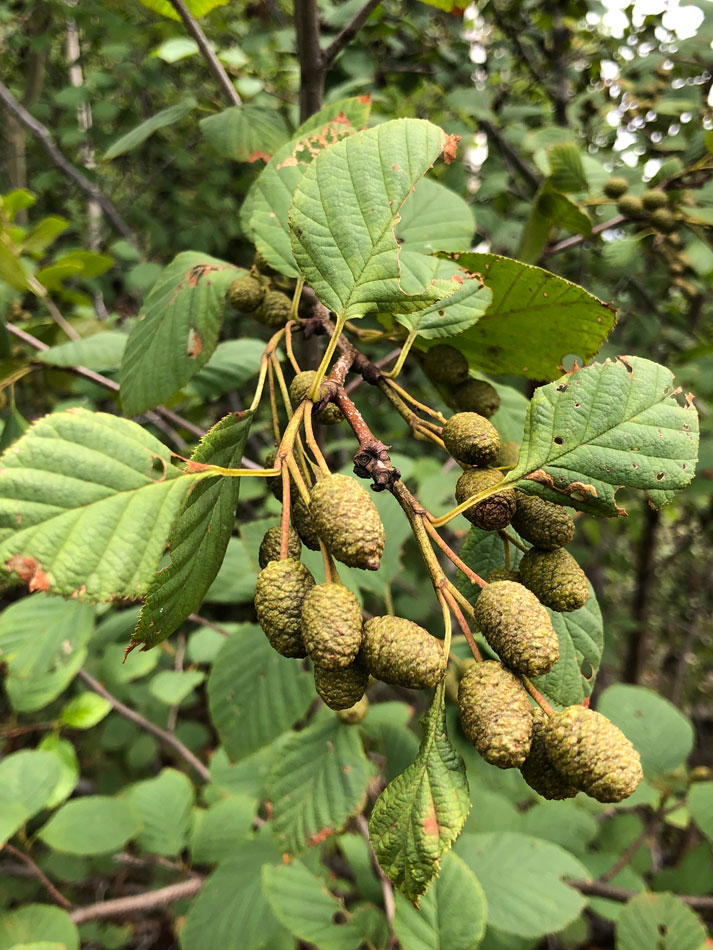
[123, 768, 194, 856]
[267, 716, 376, 855]
[394, 257, 492, 340]
[506, 356, 699, 515]
[0, 904, 79, 950]
[0, 750, 62, 845]
[0, 409, 202, 601]
[39, 734, 80, 808]
[59, 693, 112, 729]
[130, 410, 253, 650]
[369, 691, 470, 903]
[38, 796, 143, 855]
[103, 98, 197, 160]
[395, 178, 475, 253]
[289, 118, 461, 320]
[200, 105, 288, 162]
[207, 625, 314, 761]
[688, 783, 713, 842]
[615, 893, 707, 950]
[139, 0, 227, 20]
[119, 252, 242, 417]
[438, 252, 616, 379]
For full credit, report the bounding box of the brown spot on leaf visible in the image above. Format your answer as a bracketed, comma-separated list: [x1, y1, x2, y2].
[358, 94, 371, 104]
[247, 151, 271, 163]
[308, 827, 333, 846]
[187, 329, 203, 359]
[443, 134, 460, 164]
[6, 554, 50, 592]
[423, 807, 439, 837]
[526, 470, 599, 503]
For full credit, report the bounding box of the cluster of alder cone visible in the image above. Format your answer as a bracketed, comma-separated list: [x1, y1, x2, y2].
[229, 265, 643, 807]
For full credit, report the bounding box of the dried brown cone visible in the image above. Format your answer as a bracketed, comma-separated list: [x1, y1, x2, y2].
[451, 378, 501, 418]
[455, 468, 516, 530]
[359, 616, 446, 689]
[310, 473, 385, 571]
[458, 661, 533, 769]
[442, 412, 500, 467]
[301, 583, 363, 670]
[254, 558, 315, 658]
[519, 547, 589, 613]
[510, 493, 575, 550]
[422, 344, 469, 387]
[289, 371, 344, 425]
[520, 707, 579, 800]
[291, 496, 322, 551]
[315, 662, 369, 710]
[543, 706, 643, 803]
[258, 525, 302, 569]
[473, 580, 559, 676]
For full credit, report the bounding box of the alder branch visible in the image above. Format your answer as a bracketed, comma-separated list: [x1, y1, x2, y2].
[69, 877, 203, 924]
[77, 669, 210, 782]
[1, 843, 73, 909]
[322, 0, 382, 69]
[569, 879, 713, 911]
[166, 0, 241, 107]
[543, 214, 625, 257]
[294, 0, 324, 121]
[0, 80, 138, 247]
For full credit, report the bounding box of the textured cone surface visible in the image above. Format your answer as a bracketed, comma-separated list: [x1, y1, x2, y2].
[458, 661, 533, 769]
[359, 616, 446, 688]
[289, 371, 344, 425]
[336, 695, 369, 724]
[443, 412, 500, 467]
[474, 581, 559, 676]
[455, 468, 516, 530]
[310, 474, 385, 571]
[617, 194, 644, 218]
[291, 496, 322, 551]
[227, 275, 265, 312]
[544, 706, 643, 803]
[650, 208, 677, 233]
[486, 568, 520, 583]
[452, 378, 501, 418]
[258, 525, 302, 569]
[496, 441, 520, 469]
[255, 290, 291, 327]
[519, 547, 590, 612]
[422, 344, 469, 386]
[603, 177, 629, 198]
[511, 493, 575, 550]
[642, 189, 668, 211]
[520, 707, 578, 800]
[254, 558, 315, 657]
[315, 663, 369, 710]
[301, 583, 363, 670]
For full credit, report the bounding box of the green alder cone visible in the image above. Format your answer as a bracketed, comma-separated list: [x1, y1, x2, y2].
[227, 274, 265, 312]
[301, 583, 363, 670]
[254, 557, 315, 658]
[458, 661, 533, 768]
[255, 289, 292, 328]
[442, 412, 500, 467]
[617, 194, 644, 218]
[258, 525, 302, 569]
[486, 568, 520, 583]
[264, 448, 296, 502]
[309, 473, 385, 571]
[519, 547, 590, 612]
[359, 616, 446, 688]
[291, 495, 322, 551]
[642, 189, 668, 211]
[289, 371, 344, 425]
[455, 467, 516, 530]
[650, 207, 677, 234]
[336, 694, 369, 724]
[314, 662, 369, 710]
[603, 176, 630, 198]
[422, 343, 469, 386]
[544, 706, 643, 803]
[520, 707, 578, 800]
[473, 580, 559, 676]
[451, 378, 501, 418]
[510, 493, 575, 550]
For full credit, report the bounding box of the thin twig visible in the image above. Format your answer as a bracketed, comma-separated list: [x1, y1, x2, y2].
[355, 815, 396, 945]
[0, 79, 138, 246]
[0, 720, 54, 740]
[543, 214, 625, 257]
[187, 613, 232, 636]
[322, 0, 383, 69]
[569, 879, 713, 910]
[423, 519, 487, 589]
[166, 0, 241, 107]
[77, 669, 210, 782]
[1, 843, 73, 909]
[69, 877, 204, 924]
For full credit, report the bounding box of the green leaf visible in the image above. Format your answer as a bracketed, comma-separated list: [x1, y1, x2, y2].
[189, 795, 256, 862]
[290, 118, 461, 319]
[519, 184, 591, 262]
[139, 0, 228, 19]
[181, 840, 282, 950]
[21, 216, 68, 255]
[204, 535, 257, 603]
[267, 716, 375, 855]
[369, 692, 470, 902]
[152, 37, 200, 62]
[120, 252, 242, 417]
[149, 669, 205, 705]
[37, 735, 80, 809]
[0, 244, 30, 292]
[60, 692, 112, 729]
[1, 189, 36, 218]
[37, 331, 128, 371]
[207, 625, 314, 761]
[103, 98, 196, 159]
[438, 253, 616, 380]
[124, 768, 194, 856]
[394, 258, 492, 340]
[130, 410, 253, 650]
[0, 905, 78, 950]
[0, 407, 30, 452]
[395, 178, 475, 253]
[249, 99, 371, 276]
[598, 685, 694, 776]
[546, 143, 588, 194]
[688, 782, 713, 842]
[456, 832, 589, 938]
[200, 105, 288, 162]
[506, 357, 699, 515]
[38, 796, 142, 855]
[185, 338, 265, 399]
[262, 860, 364, 950]
[393, 851, 487, 949]
[615, 893, 707, 950]
[0, 750, 61, 844]
[0, 409, 201, 600]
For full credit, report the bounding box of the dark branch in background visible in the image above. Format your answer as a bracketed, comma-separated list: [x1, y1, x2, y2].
[69, 877, 203, 925]
[0, 80, 138, 248]
[543, 213, 626, 257]
[480, 119, 540, 192]
[322, 0, 383, 69]
[294, 0, 325, 121]
[77, 669, 211, 782]
[569, 879, 713, 911]
[1, 843, 73, 909]
[166, 0, 241, 107]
